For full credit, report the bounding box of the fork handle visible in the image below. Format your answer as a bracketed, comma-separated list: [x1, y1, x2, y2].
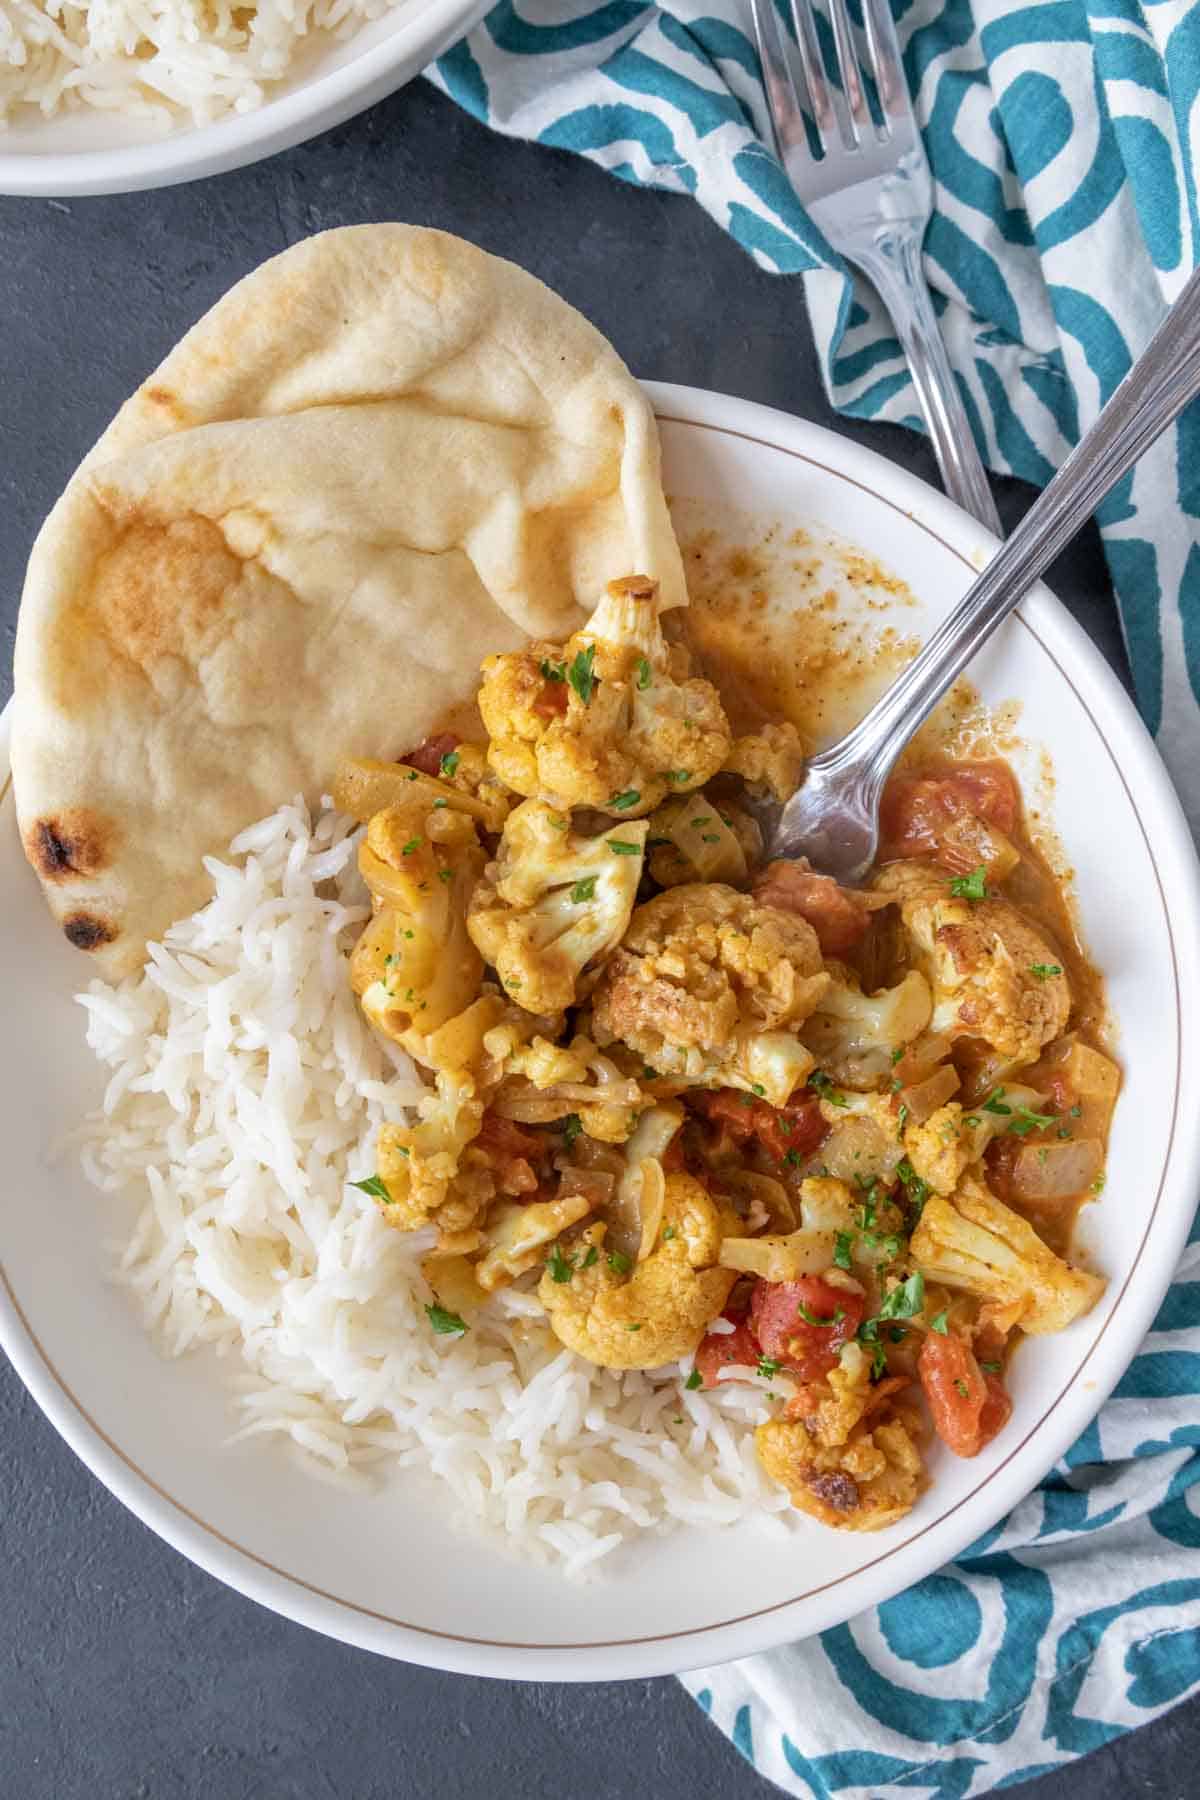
[861, 231, 1003, 536]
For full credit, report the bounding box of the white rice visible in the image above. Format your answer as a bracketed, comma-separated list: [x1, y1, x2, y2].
[1, 0, 399, 132]
[73, 796, 791, 1577]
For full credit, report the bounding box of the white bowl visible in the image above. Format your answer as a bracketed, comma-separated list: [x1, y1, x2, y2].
[2, 381, 1198, 1680]
[0, 0, 487, 197]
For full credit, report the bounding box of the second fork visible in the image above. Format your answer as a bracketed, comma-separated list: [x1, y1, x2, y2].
[752, 0, 1002, 535]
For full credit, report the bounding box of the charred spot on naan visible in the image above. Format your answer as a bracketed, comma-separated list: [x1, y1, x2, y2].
[24, 808, 115, 883]
[61, 911, 119, 952]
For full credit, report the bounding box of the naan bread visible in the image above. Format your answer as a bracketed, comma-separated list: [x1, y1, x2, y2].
[12, 225, 685, 979]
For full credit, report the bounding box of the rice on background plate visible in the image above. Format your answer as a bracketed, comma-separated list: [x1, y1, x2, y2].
[1, 0, 397, 132]
[73, 796, 790, 1579]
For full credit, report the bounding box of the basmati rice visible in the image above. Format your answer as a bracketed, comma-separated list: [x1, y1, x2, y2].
[1, 0, 399, 132]
[74, 796, 792, 1576]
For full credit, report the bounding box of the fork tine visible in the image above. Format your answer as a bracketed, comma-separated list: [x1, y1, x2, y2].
[860, 0, 904, 120]
[786, 0, 836, 143]
[750, 0, 810, 163]
[824, 0, 869, 145]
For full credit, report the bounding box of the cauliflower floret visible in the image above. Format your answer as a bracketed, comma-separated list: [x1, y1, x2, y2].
[874, 862, 1071, 1068]
[902, 1084, 1045, 1195]
[538, 1173, 739, 1368]
[910, 1174, 1106, 1334]
[374, 1071, 486, 1235]
[351, 802, 487, 1063]
[799, 1176, 907, 1271]
[723, 721, 805, 800]
[646, 791, 749, 888]
[756, 1342, 925, 1530]
[467, 800, 646, 1013]
[802, 968, 932, 1089]
[593, 884, 829, 1107]
[486, 1032, 645, 1143]
[478, 575, 732, 815]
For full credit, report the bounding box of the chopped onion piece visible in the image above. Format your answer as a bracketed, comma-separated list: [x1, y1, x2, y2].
[718, 1230, 837, 1281]
[900, 1063, 961, 1124]
[1010, 1139, 1103, 1201]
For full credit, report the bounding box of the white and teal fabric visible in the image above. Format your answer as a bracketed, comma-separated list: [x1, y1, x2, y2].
[429, 3, 1200, 1792]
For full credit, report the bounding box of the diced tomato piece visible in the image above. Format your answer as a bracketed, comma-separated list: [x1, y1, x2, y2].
[750, 1276, 865, 1381]
[694, 1318, 763, 1388]
[754, 1097, 827, 1163]
[880, 761, 1019, 863]
[690, 1089, 828, 1164]
[533, 680, 569, 719]
[754, 860, 873, 957]
[918, 1330, 1011, 1457]
[403, 732, 462, 777]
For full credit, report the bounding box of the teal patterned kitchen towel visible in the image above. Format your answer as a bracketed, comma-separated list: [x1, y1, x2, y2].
[429, 2, 1200, 1793]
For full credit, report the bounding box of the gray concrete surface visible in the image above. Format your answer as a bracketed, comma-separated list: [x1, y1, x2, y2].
[0, 75, 1190, 1800]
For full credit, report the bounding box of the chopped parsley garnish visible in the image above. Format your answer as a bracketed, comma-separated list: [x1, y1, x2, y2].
[833, 1231, 854, 1272]
[757, 1357, 781, 1380]
[949, 865, 988, 902]
[1029, 963, 1063, 980]
[635, 656, 653, 690]
[877, 1271, 925, 1322]
[858, 1182, 879, 1231]
[1092, 1173, 1107, 1193]
[701, 833, 720, 844]
[610, 789, 641, 810]
[401, 837, 422, 856]
[897, 1102, 910, 1139]
[980, 1360, 1002, 1374]
[661, 1225, 676, 1241]
[808, 1069, 847, 1107]
[608, 1249, 632, 1275]
[982, 1087, 1012, 1117]
[890, 1047, 904, 1065]
[433, 798, 448, 809]
[425, 1302, 468, 1336]
[439, 750, 460, 778]
[666, 769, 692, 784]
[546, 1244, 575, 1284]
[580, 1246, 599, 1269]
[642, 1066, 658, 1081]
[685, 1369, 703, 1390]
[964, 1113, 981, 1128]
[438, 868, 454, 883]
[627, 1323, 643, 1333]
[607, 839, 641, 856]
[751, 1083, 765, 1097]
[889, 1326, 906, 1344]
[784, 1149, 805, 1166]
[571, 876, 597, 904]
[567, 643, 598, 704]
[859, 1332, 888, 1380]
[1007, 1103, 1057, 1138]
[350, 1174, 392, 1203]
[896, 1156, 930, 1219]
[1070, 1104, 1082, 1118]
[796, 1300, 845, 1328]
[954, 1377, 970, 1398]
[929, 1310, 949, 1335]
[563, 1113, 582, 1147]
[540, 659, 566, 682]
[691, 816, 713, 827]
[406, 769, 419, 781]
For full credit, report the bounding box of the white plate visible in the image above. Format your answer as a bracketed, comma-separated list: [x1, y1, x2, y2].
[2, 381, 1198, 1680]
[0, 0, 488, 197]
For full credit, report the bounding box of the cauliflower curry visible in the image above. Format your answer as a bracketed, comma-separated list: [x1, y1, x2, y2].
[334, 574, 1117, 1536]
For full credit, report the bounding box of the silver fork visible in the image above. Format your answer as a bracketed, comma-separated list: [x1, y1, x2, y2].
[751, 0, 1001, 534]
